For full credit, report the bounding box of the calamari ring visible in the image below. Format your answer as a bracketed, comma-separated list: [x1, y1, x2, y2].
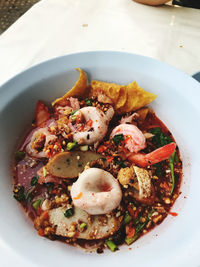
[71, 168, 122, 215]
[72, 106, 114, 145]
[26, 127, 57, 158]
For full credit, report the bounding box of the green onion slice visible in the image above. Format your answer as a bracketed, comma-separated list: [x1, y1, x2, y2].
[80, 222, 87, 229]
[67, 141, 77, 151]
[105, 240, 118, 252]
[32, 199, 42, 210]
[43, 167, 47, 177]
[123, 213, 132, 225]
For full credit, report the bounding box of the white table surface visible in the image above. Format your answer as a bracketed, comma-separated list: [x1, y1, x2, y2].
[0, 0, 200, 87]
[0, 0, 200, 266]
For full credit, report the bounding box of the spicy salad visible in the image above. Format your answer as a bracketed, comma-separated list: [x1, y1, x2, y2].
[13, 69, 182, 253]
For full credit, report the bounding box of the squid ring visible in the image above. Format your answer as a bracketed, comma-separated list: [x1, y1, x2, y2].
[71, 168, 122, 215]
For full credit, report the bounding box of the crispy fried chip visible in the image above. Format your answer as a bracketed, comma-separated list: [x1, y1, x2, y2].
[52, 68, 87, 106]
[52, 70, 156, 114]
[89, 79, 157, 114]
[117, 81, 157, 114]
[89, 80, 128, 110]
[89, 80, 122, 104]
[115, 87, 127, 110]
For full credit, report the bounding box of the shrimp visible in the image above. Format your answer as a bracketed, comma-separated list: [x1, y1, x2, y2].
[72, 106, 114, 145]
[71, 168, 122, 215]
[128, 142, 176, 167]
[111, 123, 176, 167]
[110, 123, 146, 153]
[26, 127, 57, 158]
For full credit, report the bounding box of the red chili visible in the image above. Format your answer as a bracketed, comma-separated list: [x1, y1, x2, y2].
[97, 145, 107, 153]
[121, 146, 129, 153]
[134, 209, 139, 219]
[86, 119, 93, 128]
[78, 125, 84, 132]
[106, 156, 114, 163]
[127, 205, 135, 217]
[66, 133, 73, 140]
[52, 189, 58, 194]
[38, 228, 45, 236]
[126, 223, 135, 238]
[42, 211, 49, 220]
[124, 136, 131, 144]
[169, 212, 178, 217]
[163, 181, 171, 192]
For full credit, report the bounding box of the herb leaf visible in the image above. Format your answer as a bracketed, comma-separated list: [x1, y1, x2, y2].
[31, 176, 39, 186]
[135, 222, 146, 233]
[150, 127, 172, 148]
[114, 158, 126, 168]
[25, 187, 35, 202]
[85, 98, 92, 106]
[153, 162, 164, 177]
[150, 127, 177, 194]
[64, 208, 74, 218]
[112, 134, 124, 146]
[127, 209, 155, 245]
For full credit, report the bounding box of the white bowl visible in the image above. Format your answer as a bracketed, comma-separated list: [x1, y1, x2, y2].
[0, 51, 200, 267]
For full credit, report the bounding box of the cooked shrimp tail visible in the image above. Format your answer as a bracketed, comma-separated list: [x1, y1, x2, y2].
[128, 142, 176, 167]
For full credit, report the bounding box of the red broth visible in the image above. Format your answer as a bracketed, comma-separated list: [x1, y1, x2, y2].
[13, 100, 182, 252]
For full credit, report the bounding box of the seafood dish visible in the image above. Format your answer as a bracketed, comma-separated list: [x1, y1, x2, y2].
[13, 69, 182, 253]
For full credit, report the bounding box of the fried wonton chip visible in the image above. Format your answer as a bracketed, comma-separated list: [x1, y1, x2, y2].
[89, 80, 122, 103]
[115, 87, 127, 110]
[52, 68, 88, 106]
[117, 81, 157, 114]
[89, 80, 127, 110]
[89, 79, 157, 114]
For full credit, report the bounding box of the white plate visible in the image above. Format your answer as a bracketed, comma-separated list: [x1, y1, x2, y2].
[0, 51, 200, 267]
